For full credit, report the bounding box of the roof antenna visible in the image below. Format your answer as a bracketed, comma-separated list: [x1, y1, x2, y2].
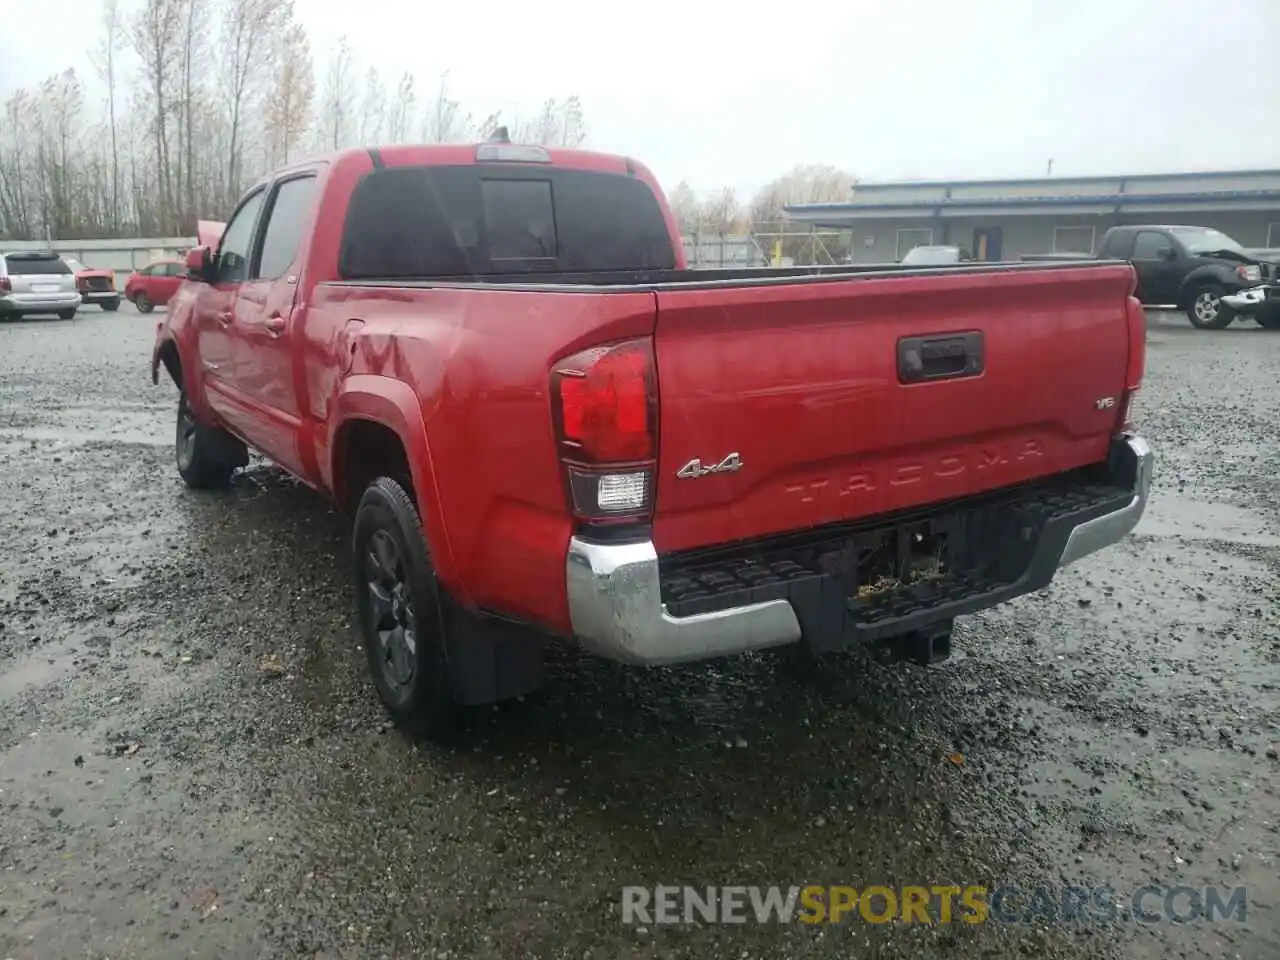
[488, 125, 511, 144]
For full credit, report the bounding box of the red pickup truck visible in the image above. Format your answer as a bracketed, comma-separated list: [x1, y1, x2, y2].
[152, 139, 1153, 734]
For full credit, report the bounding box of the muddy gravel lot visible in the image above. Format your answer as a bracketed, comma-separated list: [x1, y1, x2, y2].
[1, 306, 1277, 960]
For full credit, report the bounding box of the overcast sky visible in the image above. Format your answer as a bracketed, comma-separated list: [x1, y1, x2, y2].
[3, 0, 1278, 199]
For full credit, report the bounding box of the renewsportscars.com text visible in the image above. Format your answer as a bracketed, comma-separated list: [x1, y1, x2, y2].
[621, 884, 1248, 926]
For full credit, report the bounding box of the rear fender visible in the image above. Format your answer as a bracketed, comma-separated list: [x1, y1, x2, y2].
[331, 376, 464, 600]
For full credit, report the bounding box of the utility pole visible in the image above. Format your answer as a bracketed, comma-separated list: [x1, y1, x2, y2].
[1046, 159, 1054, 176]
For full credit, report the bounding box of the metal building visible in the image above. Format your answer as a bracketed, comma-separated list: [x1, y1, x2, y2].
[783, 168, 1280, 264]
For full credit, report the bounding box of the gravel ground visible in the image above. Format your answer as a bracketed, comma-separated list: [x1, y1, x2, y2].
[1, 306, 1277, 960]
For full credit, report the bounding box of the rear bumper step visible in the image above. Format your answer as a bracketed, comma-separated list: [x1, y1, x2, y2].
[565, 434, 1153, 666]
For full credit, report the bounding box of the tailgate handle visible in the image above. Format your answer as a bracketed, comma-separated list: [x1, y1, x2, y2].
[897, 331, 984, 384]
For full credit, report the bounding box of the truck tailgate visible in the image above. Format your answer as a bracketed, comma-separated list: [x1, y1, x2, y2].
[651, 264, 1136, 554]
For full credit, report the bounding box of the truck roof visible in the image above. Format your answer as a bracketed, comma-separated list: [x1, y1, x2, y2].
[253, 142, 650, 190]
[1106, 224, 1222, 232]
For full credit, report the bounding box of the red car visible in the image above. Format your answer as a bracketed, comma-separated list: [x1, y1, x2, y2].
[62, 258, 121, 312]
[124, 260, 187, 312]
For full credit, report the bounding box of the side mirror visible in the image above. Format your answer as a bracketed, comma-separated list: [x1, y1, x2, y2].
[1157, 246, 1176, 261]
[185, 245, 213, 282]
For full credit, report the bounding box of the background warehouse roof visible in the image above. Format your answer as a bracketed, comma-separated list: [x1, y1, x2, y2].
[783, 168, 1280, 222]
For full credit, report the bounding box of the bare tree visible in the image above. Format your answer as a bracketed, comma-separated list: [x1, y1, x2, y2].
[130, 0, 182, 232]
[263, 22, 314, 166]
[475, 112, 503, 140]
[422, 72, 465, 144]
[0, 90, 36, 237]
[750, 164, 856, 224]
[52, 72, 85, 237]
[698, 186, 743, 235]
[358, 67, 386, 145]
[0, 15, 593, 242]
[88, 0, 124, 231]
[176, 0, 212, 231]
[666, 181, 699, 234]
[556, 96, 586, 147]
[510, 96, 587, 147]
[221, 0, 287, 204]
[749, 164, 857, 263]
[386, 72, 416, 144]
[317, 36, 356, 150]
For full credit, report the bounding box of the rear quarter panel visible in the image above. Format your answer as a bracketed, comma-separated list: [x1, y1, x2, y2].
[307, 282, 658, 630]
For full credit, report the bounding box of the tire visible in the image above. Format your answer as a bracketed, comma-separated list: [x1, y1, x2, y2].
[101, 298, 120, 312]
[134, 292, 154, 314]
[1185, 283, 1232, 329]
[1255, 306, 1280, 330]
[352, 476, 458, 736]
[57, 309, 76, 320]
[175, 390, 240, 489]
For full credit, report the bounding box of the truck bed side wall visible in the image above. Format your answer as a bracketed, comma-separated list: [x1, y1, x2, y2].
[306, 281, 658, 632]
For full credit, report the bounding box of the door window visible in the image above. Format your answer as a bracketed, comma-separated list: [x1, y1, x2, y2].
[1103, 230, 1134, 258]
[1131, 231, 1170, 260]
[255, 176, 317, 280]
[215, 190, 266, 284]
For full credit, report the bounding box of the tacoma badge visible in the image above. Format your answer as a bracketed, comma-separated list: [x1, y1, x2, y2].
[676, 452, 744, 479]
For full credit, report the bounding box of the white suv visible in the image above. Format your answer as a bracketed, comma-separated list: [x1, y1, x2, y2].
[0, 251, 82, 319]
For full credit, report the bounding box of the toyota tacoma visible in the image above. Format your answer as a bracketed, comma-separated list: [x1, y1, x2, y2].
[151, 137, 1153, 734]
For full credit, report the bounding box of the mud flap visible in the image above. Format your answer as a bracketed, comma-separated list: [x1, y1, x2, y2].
[445, 609, 545, 706]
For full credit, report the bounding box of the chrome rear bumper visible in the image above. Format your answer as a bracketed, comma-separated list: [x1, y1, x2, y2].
[565, 434, 1153, 666]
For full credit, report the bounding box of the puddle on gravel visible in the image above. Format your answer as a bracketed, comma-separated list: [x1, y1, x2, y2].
[0, 647, 75, 701]
[1016, 699, 1280, 960]
[1140, 494, 1280, 547]
[0, 421, 168, 449]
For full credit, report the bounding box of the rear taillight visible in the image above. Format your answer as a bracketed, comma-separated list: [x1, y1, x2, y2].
[1120, 295, 1146, 433]
[0, 277, 10, 293]
[551, 338, 658, 524]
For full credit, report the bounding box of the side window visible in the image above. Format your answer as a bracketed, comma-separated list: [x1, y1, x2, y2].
[1131, 231, 1170, 260]
[215, 190, 266, 284]
[255, 176, 317, 280]
[139, 264, 155, 277]
[160, 262, 180, 277]
[1103, 231, 1133, 258]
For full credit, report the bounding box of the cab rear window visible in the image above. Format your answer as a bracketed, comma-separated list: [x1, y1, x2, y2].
[339, 164, 676, 279]
[3, 254, 71, 276]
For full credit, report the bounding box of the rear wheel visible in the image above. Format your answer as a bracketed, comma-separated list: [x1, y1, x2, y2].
[1185, 284, 1231, 329]
[353, 476, 458, 736]
[175, 390, 242, 489]
[100, 298, 120, 312]
[57, 309, 76, 320]
[134, 292, 153, 313]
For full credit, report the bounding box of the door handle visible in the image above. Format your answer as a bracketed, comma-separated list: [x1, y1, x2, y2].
[897, 331, 985, 384]
[265, 314, 287, 336]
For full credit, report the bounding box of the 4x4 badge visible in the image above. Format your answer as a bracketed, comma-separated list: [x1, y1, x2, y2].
[676, 452, 744, 479]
